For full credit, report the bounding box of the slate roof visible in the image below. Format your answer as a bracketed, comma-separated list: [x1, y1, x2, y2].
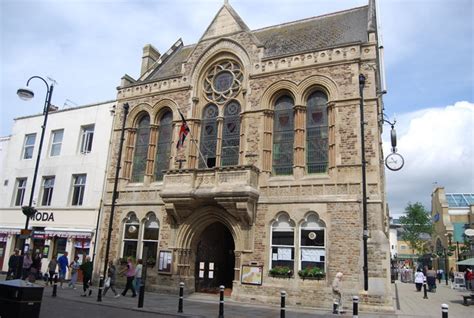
[145, 5, 369, 81]
[253, 6, 369, 58]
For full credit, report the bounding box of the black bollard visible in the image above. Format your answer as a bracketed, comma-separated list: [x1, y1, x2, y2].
[352, 296, 359, 318]
[97, 275, 104, 302]
[280, 290, 286, 318]
[423, 282, 428, 299]
[218, 285, 225, 318]
[52, 274, 58, 297]
[138, 281, 145, 308]
[178, 282, 184, 313]
[441, 304, 448, 318]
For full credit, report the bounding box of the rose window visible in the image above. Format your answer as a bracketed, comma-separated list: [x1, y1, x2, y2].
[203, 60, 243, 104]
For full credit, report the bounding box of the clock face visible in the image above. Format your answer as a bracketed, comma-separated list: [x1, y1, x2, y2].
[385, 153, 404, 171]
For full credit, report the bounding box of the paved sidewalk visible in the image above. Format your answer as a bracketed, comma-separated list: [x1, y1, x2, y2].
[394, 280, 473, 317]
[39, 283, 395, 318]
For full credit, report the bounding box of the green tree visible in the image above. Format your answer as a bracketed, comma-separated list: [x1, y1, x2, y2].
[399, 202, 433, 255]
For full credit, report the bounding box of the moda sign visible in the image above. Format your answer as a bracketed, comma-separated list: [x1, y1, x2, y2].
[30, 211, 55, 222]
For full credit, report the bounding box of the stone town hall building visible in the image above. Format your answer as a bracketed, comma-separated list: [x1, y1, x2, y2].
[98, 0, 392, 310]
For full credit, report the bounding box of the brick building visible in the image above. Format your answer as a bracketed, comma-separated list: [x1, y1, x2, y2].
[97, 0, 392, 311]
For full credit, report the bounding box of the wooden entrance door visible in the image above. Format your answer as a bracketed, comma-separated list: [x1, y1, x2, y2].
[195, 222, 235, 293]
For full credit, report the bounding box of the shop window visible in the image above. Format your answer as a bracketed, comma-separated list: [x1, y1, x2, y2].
[270, 213, 295, 271]
[50, 129, 64, 157]
[23, 133, 36, 159]
[299, 213, 326, 271]
[13, 178, 27, 206]
[131, 115, 150, 182]
[154, 111, 173, 181]
[41, 176, 55, 206]
[54, 238, 67, 258]
[142, 212, 159, 263]
[306, 91, 328, 173]
[272, 96, 294, 175]
[71, 174, 86, 206]
[122, 212, 140, 259]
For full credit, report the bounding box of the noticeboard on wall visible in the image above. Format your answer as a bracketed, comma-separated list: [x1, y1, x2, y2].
[241, 265, 263, 285]
[158, 250, 172, 273]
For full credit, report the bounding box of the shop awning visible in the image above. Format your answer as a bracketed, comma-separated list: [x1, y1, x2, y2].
[0, 227, 21, 235]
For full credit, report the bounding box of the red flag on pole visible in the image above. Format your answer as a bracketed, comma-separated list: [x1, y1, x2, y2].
[176, 110, 190, 149]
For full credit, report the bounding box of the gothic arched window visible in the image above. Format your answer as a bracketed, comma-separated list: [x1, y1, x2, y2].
[221, 101, 241, 166]
[199, 104, 218, 168]
[122, 212, 140, 258]
[203, 60, 243, 105]
[272, 96, 294, 175]
[154, 111, 173, 181]
[270, 213, 295, 271]
[299, 213, 326, 271]
[131, 115, 150, 182]
[306, 91, 328, 173]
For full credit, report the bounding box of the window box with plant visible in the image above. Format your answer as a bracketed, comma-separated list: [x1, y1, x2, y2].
[146, 257, 156, 267]
[269, 266, 293, 278]
[298, 266, 325, 280]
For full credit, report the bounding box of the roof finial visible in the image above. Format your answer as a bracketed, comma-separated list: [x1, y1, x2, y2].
[224, 0, 229, 5]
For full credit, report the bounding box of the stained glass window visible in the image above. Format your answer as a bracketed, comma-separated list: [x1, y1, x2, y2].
[272, 96, 294, 175]
[199, 105, 218, 168]
[306, 91, 328, 173]
[221, 101, 241, 166]
[203, 60, 243, 104]
[132, 115, 150, 182]
[154, 111, 173, 181]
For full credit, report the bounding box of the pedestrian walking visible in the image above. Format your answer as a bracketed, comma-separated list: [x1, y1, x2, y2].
[22, 251, 33, 280]
[68, 256, 80, 289]
[332, 272, 344, 314]
[449, 267, 455, 288]
[134, 259, 143, 292]
[30, 252, 42, 282]
[414, 268, 425, 292]
[103, 260, 120, 298]
[426, 267, 436, 292]
[436, 269, 443, 284]
[120, 257, 137, 297]
[7, 248, 23, 280]
[80, 256, 93, 297]
[466, 268, 474, 290]
[57, 252, 69, 288]
[48, 256, 58, 286]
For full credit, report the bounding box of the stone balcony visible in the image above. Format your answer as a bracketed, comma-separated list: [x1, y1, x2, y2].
[161, 165, 260, 225]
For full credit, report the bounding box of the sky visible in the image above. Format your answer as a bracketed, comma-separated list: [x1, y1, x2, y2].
[1, 0, 473, 216]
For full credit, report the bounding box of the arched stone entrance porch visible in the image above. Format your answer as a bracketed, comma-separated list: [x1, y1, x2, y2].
[174, 207, 245, 294]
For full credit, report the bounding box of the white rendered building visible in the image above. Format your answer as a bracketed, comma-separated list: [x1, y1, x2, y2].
[0, 100, 115, 274]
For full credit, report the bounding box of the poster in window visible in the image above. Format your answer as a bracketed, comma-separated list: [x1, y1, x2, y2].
[277, 247, 292, 260]
[301, 248, 325, 262]
[158, 250, 172, 273]
[241, 265, 263, 285]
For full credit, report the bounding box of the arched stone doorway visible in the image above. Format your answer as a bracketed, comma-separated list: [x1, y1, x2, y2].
[195, 222, 235, 293]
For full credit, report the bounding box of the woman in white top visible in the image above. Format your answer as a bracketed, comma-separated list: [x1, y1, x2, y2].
[414, 268, 425, 292]
[134, 259, 143, 292]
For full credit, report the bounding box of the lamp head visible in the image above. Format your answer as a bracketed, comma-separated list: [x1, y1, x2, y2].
[17, 87, 34, 101]
[359, 74, 366, 87]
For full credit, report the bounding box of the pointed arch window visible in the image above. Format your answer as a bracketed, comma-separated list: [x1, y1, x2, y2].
[299, 213, 326, 271]
[221, 101, 241, 166]
[131, 115, 150, 182]
[154, 111, 173, 181]
[199, 104, 218, 168]
[142, 212, 159, 263]
[272, 96, 294, 175]
[122, 212, 140, 258]
[306, 91, 328, 173]
[270, 213, 295, 271]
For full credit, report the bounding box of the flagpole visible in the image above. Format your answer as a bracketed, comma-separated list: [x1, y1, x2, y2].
[177, 109, 209, 169]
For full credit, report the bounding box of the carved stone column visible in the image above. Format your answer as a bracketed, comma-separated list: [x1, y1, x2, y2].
[123, 128, 136, 179]
[147, 124, 159, 179]
[328, 102, 336, 169]
[234, 251, 242, 281]
[262, 110, 273, 173]
[294, 105, 306, 176]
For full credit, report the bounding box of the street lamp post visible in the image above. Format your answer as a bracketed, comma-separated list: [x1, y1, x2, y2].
[17, 76, 55, 254]
[359, 73, 369, 291]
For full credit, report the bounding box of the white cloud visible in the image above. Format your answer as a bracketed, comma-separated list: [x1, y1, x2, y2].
[384, 101, 474, 216]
